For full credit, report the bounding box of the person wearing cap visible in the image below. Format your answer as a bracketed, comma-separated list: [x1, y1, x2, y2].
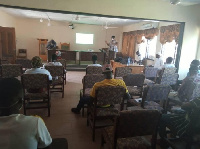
[154, 52, 164, 70]
[71, 67, 130, 114]
[25, 56, 52, 80]
[0, 78, 52, 149]
[105, 36, 118, 52]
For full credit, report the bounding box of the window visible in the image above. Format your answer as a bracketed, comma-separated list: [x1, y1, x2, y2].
[136, 36, 157, 60]
[76, 33, 94, 44]
[161, 40, 177, 63]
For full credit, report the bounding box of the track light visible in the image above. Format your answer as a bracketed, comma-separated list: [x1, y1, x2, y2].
[40, 18, 43, 22]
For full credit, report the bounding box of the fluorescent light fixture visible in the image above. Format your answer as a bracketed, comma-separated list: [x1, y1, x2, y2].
[170, 0, 180, 5]
[76, 33, 94, 44]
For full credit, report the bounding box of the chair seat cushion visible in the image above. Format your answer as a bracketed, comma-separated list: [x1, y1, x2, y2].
[117, 136, 151, 149]
[144, 101, 163, 111]
[84, 88, 91, 97]
[103, 126, 151, 149]
[25, 93, 48, 99]
[127, 86, 142, 95]
[96, 107, 120, 116]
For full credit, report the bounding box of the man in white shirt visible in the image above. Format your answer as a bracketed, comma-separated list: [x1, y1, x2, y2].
[105, 36, 118, 52]
[87, 54, 102, 67]
[154, 52, 163, 70]
[162, 57, 175, 68]
[25, 56, 52, 80]
[0, 78, 52, 149]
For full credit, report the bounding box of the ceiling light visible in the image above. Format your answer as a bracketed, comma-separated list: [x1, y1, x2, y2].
[40, 18, 43, 22]
[170, 0, 181, 5]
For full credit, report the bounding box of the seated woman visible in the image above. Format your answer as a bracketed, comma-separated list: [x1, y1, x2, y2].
[187, 59, 200, 77]
[25, 56, 52, 81]
[162, 57, 175, 68]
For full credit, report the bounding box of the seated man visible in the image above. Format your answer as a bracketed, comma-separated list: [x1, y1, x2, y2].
[162, 57, 175, 68]
[154, 52, 163, 70]
[87, 54, 102, 67]
[0, 78, 52, 149]
[25, 56, 52, 81]
[71, 67, 130, 114]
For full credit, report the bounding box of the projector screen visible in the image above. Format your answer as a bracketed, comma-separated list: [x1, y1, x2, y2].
[76, 33, 94, 44]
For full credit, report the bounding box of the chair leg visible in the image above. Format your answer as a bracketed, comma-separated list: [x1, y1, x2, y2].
[82, 107, 84, 117]
[101, 134, 105, 147]
[23, 100, 26, 115]
[92, 118, 96, 142]
[62, 84, 64, 98]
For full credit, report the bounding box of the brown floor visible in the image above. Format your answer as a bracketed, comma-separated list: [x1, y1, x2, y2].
[23, 71, 162, 149]
[23, 71, 106, 149]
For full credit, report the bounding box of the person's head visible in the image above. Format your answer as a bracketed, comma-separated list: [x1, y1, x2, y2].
[166, 57, 173, 64]
[156, 52, 161, 58]
[31, 56, 42, 68]
[191, 60, 200, 67]
[55, 51, 61, 56]
[189, 64, 199, 76]
[111, 36, 115, 40]
[0, 78, 23, 116]
[102, 67, 113, 79]
[92, 54, 98, 64]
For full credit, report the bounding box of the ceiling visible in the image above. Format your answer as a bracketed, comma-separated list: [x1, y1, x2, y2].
[0, 7, 143, 27]
[162, 0, 200, 6]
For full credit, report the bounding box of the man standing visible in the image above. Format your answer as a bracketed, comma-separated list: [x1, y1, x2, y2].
[154, 52, 163, 69]
[71, 67, 130, 114]
[105, 36, 118, 52]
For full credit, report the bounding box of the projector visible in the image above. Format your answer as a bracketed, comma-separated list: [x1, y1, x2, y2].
[69, 24, 74, 29]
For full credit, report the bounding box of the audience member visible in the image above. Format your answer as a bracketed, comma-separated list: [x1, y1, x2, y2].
[0, 78, 52, 149]
[162, 57, 175, 68]
[187, 59, 200, 76]
[25, 56, 52, 80]
[71, 67, 130, 114]
[52, 51, 61, 62]
[154, 52, 163, 69]
[87, 54, 102, 67]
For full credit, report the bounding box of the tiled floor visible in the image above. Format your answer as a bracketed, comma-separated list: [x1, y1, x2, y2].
[23, 71, 104, 149]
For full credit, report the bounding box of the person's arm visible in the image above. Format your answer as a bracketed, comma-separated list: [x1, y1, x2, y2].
[36, 118, 52, 148]
[121, 80, 131, 100]
[105, 41, 109, 46]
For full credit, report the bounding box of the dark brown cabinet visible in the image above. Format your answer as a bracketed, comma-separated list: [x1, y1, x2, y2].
[0, 27, 16, 64]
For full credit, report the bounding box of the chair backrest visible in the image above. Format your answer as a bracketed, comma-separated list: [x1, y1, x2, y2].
[22, 74, 49, 89]
[57, 59, 66, 68]
[1, 64, 22, 78]
[60, 42, 70, 51]
[123, 73, 145, 86]
[144, 67, 158, 78]
[86, 66, 103, 75]
[160, 73, 179, 85]
[116, 110, 160, 138]
[15, 59, 32, 69]
[162, 67, 177, 77]
[177, 78, 196, 101]
[95, 86, 126, 106]
[0, 59, 9, 64]
[45, 66, 64, 77]
[83, 74, 105, 89]
[114, 67, 132, 78]
[145, 84, 171, 102]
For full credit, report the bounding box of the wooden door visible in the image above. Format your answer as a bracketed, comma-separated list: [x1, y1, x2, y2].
[0, 27, 16, 64]
[38, 39, 48, 61]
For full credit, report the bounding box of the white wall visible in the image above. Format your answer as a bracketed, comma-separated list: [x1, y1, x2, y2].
[14, 17, 122, 59]
[1, 0, 200, 79]
[0, 10, 16, 27]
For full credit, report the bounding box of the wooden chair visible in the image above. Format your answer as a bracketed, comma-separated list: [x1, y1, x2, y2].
[45, 66, 65, 98]
[16, 59, 32, 72]
[57, 59, 67, 84]
[114, 67, 132, 79]
[101, 110, 161, 149]
[17, 49, 27, 59]
[123, 73, 145, 97]
[144, 67, 158, 82]
[60, 42, 70, 51]
[80, 74, 105, 116]
[87, 86, 126, 141]
[22, 74, 51, 117]
[86, 66, 103, 75]
[0, 64, 23, 78]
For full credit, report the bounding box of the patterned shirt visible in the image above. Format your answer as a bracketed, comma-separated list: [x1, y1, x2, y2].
[90, 79, 128, 98]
